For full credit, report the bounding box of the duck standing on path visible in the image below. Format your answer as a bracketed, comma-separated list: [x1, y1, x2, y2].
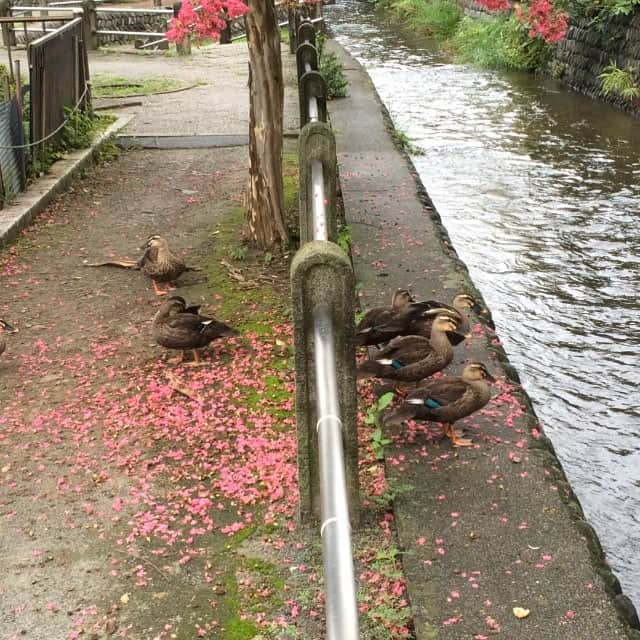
[357, 312, 460, 382]
[138, 235, 195, 296]
[384, 362, 495, 447]
[0, 320, 18, 358]
[152, 296, 238, 364]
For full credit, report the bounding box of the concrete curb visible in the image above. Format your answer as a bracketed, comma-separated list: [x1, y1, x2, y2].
[0, 115, 133, 248]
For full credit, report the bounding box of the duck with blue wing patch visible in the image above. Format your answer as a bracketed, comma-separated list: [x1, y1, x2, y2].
[357, 312, 459, 382]
[383, 362, 495, 447]
[152, 296, 238, 364]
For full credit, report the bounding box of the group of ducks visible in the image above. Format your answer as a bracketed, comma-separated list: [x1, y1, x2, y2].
[0, 235, 238, 366]
[355, 289, 495, 447]
[2, 236, 494, 448]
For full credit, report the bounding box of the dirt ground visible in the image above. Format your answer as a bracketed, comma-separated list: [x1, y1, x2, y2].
[0, 145, 411, 640]
[0, 147, 295, 640]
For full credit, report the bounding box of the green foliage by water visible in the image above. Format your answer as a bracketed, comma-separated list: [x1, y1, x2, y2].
[376, 0, 461, 38]
[317, 32, 350, 98]
[452, 14, 552, 70]
[598, 61, 640, 100]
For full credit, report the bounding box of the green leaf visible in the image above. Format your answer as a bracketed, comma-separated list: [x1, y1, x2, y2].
[377, 392, 395, 411]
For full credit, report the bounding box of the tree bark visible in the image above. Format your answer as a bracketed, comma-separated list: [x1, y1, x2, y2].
[245, 0, 289, 250]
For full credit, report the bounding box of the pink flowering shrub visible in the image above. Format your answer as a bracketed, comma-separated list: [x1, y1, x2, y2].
[515, 0, 568, 43]
[166, 0, 248, 44]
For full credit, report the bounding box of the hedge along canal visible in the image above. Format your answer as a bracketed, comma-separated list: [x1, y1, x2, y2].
[325, 0, 640, 608]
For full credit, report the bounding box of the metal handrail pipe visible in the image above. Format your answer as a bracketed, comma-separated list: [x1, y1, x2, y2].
[96, 29, 168, 36]
[29, 15, 81, 44]
[308, 96, 319, 122]
[311, 159, 326, 240]
[96, 7, 173, 14]
[313, 303, 359, 640]
[10, 6, 79, 12]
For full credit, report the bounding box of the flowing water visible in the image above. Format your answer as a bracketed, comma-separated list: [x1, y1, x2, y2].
[325, 0, 640, 606]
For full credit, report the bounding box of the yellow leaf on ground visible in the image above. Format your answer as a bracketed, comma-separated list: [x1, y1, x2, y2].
[513, 607, 530, 619]
[120, 593, 130, 604]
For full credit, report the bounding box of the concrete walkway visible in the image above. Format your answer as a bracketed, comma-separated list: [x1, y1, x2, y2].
[327, 41, 638, 639]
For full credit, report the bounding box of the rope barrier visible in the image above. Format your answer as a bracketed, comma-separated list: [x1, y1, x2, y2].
[0, 83, 90, 150]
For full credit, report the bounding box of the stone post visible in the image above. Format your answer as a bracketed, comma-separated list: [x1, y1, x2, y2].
[298, 70, 327, 127]
[298, 121, 337, 244]
[297, 19, 315, 48]
[0, 0, 16, 47]
[173, 2, 191, 54]
[81, 0, 98, 50]
[296, 41, 318, 83]
[287, 7, 296, 53]
[291, 241, 359, 525]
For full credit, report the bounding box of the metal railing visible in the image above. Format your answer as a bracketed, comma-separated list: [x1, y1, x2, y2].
[294, 15, 360, 640]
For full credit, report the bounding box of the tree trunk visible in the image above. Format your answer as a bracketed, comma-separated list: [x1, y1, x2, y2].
[245, 0, 288, 250]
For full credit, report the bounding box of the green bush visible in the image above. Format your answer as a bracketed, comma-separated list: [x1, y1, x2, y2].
[316, 32, 349, 99]
[377, 0, 461, 38]
[452, 14, 552, 71]
[598, 61, 640, 100]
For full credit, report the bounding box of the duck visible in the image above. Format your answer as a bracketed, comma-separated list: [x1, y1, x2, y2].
[138, 235, 195, 296]
[383, 361, 495, 447]
[152, 296, 238, 363]
[0, 319, 17, 358]
[355, 289, 416, 346]
[357, 312, 459, 382]
[405, 293, 482, 339]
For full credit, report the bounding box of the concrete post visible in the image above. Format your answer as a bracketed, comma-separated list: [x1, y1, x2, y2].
[299, 70, 327, 127]
[291, 241, 359, 524]
[0, 0, 16, 47]
[298, 121, 337, 244]
[297, 19, 315, 48]
[81, 0, 98, 50]
[296, 41, 318, 83]
[173, 2, 191, 54]
[287, 7, 296, 53]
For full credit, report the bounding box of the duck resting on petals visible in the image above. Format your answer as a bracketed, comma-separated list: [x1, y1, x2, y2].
[152, 296, 238, 364]
[357, 312, 459, 383]
[384, 361, 495, 447]
[0, 319, 18, 358]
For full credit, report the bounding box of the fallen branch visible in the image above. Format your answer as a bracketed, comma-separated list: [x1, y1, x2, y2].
[84, 259, 140, 269]
[220, 260, 245, 282]
[167, 372, 204, 402]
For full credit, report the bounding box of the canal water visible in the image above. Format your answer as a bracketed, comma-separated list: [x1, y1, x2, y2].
[325, 0, 640, 606]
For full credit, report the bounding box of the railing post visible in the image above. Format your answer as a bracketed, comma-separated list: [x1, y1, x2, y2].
[297, 19, 316, 48]
[291, 242, 359, 525]
[81, 0, 98, 49]
[0, 0, 16, 46]
[298, 121, 337, 244]
[299, 69, 327, 127]
[296, 42, 318, 83]
[287, 6, 296, 53]
[173, 1, 191, 54]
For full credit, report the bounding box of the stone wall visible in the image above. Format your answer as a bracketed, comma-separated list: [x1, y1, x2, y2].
[553, 9, 640, 117]
[96, 9, 170, 46]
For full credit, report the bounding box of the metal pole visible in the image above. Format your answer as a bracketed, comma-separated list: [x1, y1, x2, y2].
[312, 159, 325, 240]
[313, 303, 359, 640]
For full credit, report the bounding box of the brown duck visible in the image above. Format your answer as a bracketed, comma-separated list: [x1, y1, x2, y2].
[138, 235, 195, 296]
[357, 313, 459, 382]
[0, 319, 17, 358]
[384, 362, 495, 447]
[152, 296, 238, 363]
[405, 293, 482, 340]
[355, 289, 416, 346]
